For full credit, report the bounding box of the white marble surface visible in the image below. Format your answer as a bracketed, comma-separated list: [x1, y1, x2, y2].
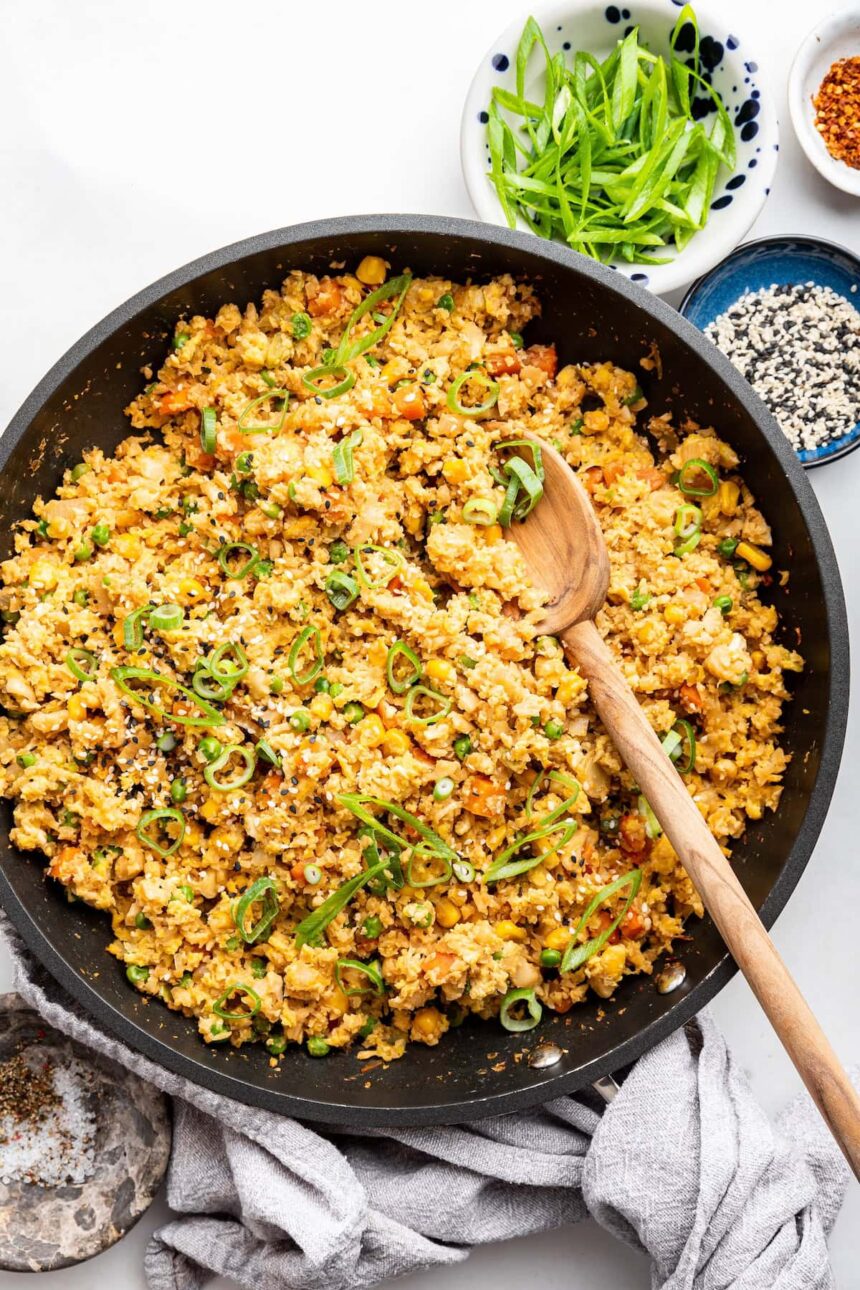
[0, 1, 857, 1286]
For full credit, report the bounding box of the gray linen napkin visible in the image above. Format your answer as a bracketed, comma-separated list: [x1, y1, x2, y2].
[2, 917, 849, 1290]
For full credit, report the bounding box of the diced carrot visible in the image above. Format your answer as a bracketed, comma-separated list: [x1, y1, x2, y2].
[695, 578, 711, 595]
[412, 746, 437, 766]
[463, 775, 506, 819]
[619, 812, 649, 854]
[522, 343, 557, 378]
[602, 460, 626, 486]
[367, 386, 393, 418]
[157, 390, 194, 416]
[679, 683, 705, 714]
[484, 350, 521, 377]
[291, 859, 309, 883]
[424, 951, 457, 976]
[184, 441, 215, 472]
[216, 425, 247, 457]
[307, 279, 343, 317]
[581, 466, 604, 495]
[392, 384, 426, 421]
[595, 909, 623, 945]
[636, 465, 665, 491]
[622, 909, 646, 938]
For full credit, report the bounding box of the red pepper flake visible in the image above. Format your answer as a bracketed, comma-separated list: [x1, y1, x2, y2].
[813, 57, 860, 170]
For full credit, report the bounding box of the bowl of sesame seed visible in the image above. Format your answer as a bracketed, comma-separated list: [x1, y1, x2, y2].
[679, 234, 860, 466]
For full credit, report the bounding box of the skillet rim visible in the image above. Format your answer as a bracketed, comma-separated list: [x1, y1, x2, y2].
[0, 214, 849, 1124]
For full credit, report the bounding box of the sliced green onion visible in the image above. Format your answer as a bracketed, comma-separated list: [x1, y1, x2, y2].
[433, 776, 455, 802]
[149, 604, 184, 632]
[294, 856, 390, 948]
[70, 462, 91, 482]
[325, 571, 359, 611]
[111, 665, 226, 727]
[404, 685, 451, 725]
[291, 312, 312, 339]
[256, 738, 281, 767]
[638, 794, 662, 839]
[500, 987, 542, 1033]
[452, 859, 476, 882]
[232, 877, 279, 944]
[354, 545, 405, 590]
[200, 407, 217, 454]
[212, 983, 261, 1020]
[386, 640, 422, 694]
[673, 503, 702, 557]
[304, 863, 322, 885]
[524, 768, 580, 823]
[288, 624, 324, 685]
[497, 469, 522, 527]
[192, 664, 233, 703]
[127, 965, 150, 985]
[123, 606, 151, 650]
[678, 457, 719, 497]
[335, 957, 385, 996]
[462, 498, 498, 525]
[208, 641, 249, 686]
[333, 274, 412, 366]
[237, 390, 289, 434]
[342, 701, 364, 724]
[505, 456, 544, 522]
[65, 647, 97, 683]
[217, 542, 260, 579]
[560, 870, 643, 974]
[718, 537, 739, 558]
[332, 430, 363, 485]
[406, 848, 453, 888]
[484, 817, 577, 884]
[337, 793, 457, 863]
[136, 807, 185, 858]
[437, 292, 455, 312]
[668, 718, 696, 774]
[302, 365, 356, 399]
[204, 744, 256, 791]
[495, 438, 545, 483]
[447, 370, 500, 417]
[630, 586, 651, 611]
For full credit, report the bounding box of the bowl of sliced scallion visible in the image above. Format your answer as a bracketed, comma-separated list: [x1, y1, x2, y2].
[461, 0, 778, 295]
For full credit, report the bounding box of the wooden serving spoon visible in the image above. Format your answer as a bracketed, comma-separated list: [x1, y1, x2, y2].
[510, 436, 860, 1178]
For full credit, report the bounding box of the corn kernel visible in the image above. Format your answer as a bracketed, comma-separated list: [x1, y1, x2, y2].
[356, 713, 385, 747]
[356, 256, 387, 286]
[183, 820, 204, 847]
[67, 694, 87, 722]
[434, 898, 461, 928]
[425, 658, 456, 685]
[199, 798, 221, 823]
[751, 649, 765, 670]
[46, 517, 71, 539]
[442, 459, 468, 484]
[382, 728, 411, 756]
[413, 578, 434, 602]
[412, 1006, 444, 1041]
[29, 560, 58, 591]
[735, 540, 772, 572]
[487, 823, 507, 850]
[483, 524, 503, 544]
[307, 464, 333, 488]
[718, 480, 740, 515]
[115, 533, 142, 559]
[557, 671, 586, 705]
[381, 356, 410, 384]
[310, 693, 334, 721]
[178, 577, 206, 602]
[328, 985, 350, 1016]
[544, 926, 571, 952]
[664, 603, 686, 625]
[494, 919, 526, 943]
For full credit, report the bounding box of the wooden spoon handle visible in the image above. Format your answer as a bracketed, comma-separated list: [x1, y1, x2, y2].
[563, 617, 860, 1180]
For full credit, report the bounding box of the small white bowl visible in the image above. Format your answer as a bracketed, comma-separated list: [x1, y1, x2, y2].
[788, 8, 860, 197]
[460, 0, 778, 296]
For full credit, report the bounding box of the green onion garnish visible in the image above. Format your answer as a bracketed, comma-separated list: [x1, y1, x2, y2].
[303, 365, 356, 399]
[678, 457, 719, 497]
[303, 276, 412, 398]
[208, 641, 249, 686]
[630, 586, 651, 611]
[149, 604, 184, 633]
[212, 983, 261, 1020]
[673, 503, 702, 557]
[123, 605, 152, 650]
[237, 390, 289, 434]
[524, 768, 580, 823]
[325, 570, 359, 612]
[436, 292, 455, 311]
[404, 684, 451, 725]
[664, 718, 696, 774]
[337, 793, 457, 863]
[447, 370, 500, 418]
[560, 870, 642, 973]
[483, 816, 577, 884]
[386, 640, 422, 694]
[335, 958, 385, 996]
[638, 795, 662, 839]
[288, 624, 324, 685]
[354, 545, 405, 590]
[136, 807, 185, 858]
[331, 430, 363, 485]
[200, 407, 217, 454]
[232, 877, 279, 944]
[192, 664, 232, 704]
[462, 498, 498, 525]
[486, 9, 736, 267]
[217, 542, 260, 579]
[204, 744, 256, 791]
[452, 859, 476, 882]
[65, 648, 97, 683]
[255, 738, 280, 767]
[111, 665, 226, 727]
[406, 848, 453, 888]
[499, 987, 542, 1033]
[294, 856, 390, 948]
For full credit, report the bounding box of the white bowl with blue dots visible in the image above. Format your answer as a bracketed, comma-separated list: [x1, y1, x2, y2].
[460, 0, 778, 296]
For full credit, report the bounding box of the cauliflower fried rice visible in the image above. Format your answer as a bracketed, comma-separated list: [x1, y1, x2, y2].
[0, 262, 802, 1061]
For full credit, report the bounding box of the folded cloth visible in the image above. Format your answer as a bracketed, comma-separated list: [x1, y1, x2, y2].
[3, 917, 849, 1290]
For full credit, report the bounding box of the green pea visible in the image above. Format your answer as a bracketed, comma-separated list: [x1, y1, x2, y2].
[713, 595, 733, 616]
[329, 682, 344, 698]
[251, 957, 267, 979]
[543, 718, 565, 740]
[16, 752, 36, 769]
[267, 1034, 288, 1055]
[236, 451, 253, 474]
[73, 588, 89, 607]
[135, 912, 153, 930]
[343, 701, 364, 724]
[540, 948, 562, 968]
[170, 777, 187, 804]
[74, 541, 93, 563]
[453, 735, 472, 761]
[436, 292, 455, 312]
[717, 537, 739, 558]
[126, 965, 150, 985]
[270, 676, 284, 694]
[314, 676, 331, 693]
[358, 1017, 376, 1039]
[70, 463, 91, 482]
[157, 731, 177, 753]
[91, 523, 110, 547]
[362, 916, 383, 938]
[289, 708, 311, 732]
[328, 539, 349, 564]
[199, 735, 222, 763]
[225, 934, 242, 951]
[307, 1036, 330, 1057]
[291, 312, 312, 340]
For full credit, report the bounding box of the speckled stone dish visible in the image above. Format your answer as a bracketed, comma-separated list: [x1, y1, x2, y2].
[460, 0, 779, 296]
[0, 993, 170, 1273]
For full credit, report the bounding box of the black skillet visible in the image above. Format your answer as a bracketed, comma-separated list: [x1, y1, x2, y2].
[0, 216, 848, 1125]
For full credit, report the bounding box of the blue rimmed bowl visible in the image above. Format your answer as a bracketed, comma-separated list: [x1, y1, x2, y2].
[679, 235, 860, 467]
[460, 0, 779, 296]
